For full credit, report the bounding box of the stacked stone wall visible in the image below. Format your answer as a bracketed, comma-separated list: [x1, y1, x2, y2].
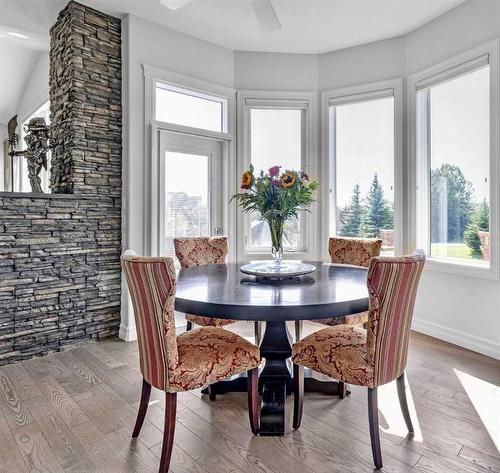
[0, 1, 122, 365]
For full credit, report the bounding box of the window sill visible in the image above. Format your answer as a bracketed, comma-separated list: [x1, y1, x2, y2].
[423, 257, 498, 280]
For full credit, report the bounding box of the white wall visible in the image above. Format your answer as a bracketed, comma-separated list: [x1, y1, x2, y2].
[404, 0, 500, 359]
[319, 37, 405, 90]
[234, 52, 318, 91]
[121, 14, 234, 340]
[0, 40, 39, 124]
[121, 1, 500, 359]
[17, 51, 49, 122]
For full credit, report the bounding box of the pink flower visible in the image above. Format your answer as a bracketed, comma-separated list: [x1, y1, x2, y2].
[268, 166, 281, 178]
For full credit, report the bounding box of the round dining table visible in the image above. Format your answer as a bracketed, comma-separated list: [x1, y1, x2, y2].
[175, 261, 369, 436]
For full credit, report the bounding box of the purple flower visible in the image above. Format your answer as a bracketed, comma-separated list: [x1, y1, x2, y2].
[268, 166, 281, 178]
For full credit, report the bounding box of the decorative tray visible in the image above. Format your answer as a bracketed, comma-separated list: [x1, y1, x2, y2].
[240, 261, 316, 279]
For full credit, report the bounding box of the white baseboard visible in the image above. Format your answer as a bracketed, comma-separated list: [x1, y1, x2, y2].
[412, 318, 500, 361]
[119, 323, 137, 342]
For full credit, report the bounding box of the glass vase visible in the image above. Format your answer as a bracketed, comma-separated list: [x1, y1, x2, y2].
[268, 219, 284, 267]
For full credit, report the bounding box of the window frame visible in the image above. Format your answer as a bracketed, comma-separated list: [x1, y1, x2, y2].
[236, 90, 318, 260]
[321, 78, 404, 260]
[408, 40, 499, 280]
[143, 65, 236, 260]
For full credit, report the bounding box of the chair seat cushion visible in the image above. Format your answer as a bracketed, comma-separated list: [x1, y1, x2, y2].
[292, 325, 373, 387]
[314, 310, 368, 327]
[185, 314, 236, 327]
[170, 327, 260, 392]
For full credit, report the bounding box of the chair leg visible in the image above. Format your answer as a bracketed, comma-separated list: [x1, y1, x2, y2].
[254, 321, 262, 345]
[159, 393, 177, 473]
[186, 320, 193, 331]
[368, 388, 383, 470]
[208, 384, 216, 401]
[396, 372, 414, 434]
[338, 381, 346, 399]
[293, 363, 304, 430]
[294, 320, 302, 341]
[132, 378, 151, 438]
[247, 368, 259, 435]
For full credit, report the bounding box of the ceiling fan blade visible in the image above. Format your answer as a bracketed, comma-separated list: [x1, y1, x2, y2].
[159, 0, 193, 10]
[250, 0, 281, 33]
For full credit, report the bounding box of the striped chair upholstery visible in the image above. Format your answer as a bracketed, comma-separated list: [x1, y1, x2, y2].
[292, 251, 425, 470]
[292, 250, 426, 388]
[368, 252, 426, 386]
[122, 254, 178, 390]
[173, 237, 236, 328]
[122, 253, 260, 393]
[122, 253, 261, 473]
[315, 237, 382, 327]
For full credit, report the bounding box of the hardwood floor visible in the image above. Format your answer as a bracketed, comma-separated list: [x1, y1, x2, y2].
[0, 321, 498, 473]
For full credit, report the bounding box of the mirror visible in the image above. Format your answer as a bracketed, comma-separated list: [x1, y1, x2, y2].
[0, 5, 53, 193]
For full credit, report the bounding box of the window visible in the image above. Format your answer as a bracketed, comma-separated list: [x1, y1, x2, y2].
[249, 109, 303, 250]
[13, 100, 50, 193]
[415, 50, 495, 272]
[158, 130, 222, 259]
[238, 91, 315, 258]
[163, 151, 210, 257]
[155, 83, 227, 133]
[326, 83, 400, 254]
[146, 68, 234, 260]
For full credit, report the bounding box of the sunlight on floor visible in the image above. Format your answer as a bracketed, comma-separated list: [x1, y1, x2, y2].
[378, 376, 423, 441]
[455, 369, 500, 451]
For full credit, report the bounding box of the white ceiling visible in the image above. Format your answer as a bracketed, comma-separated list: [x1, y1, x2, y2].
[84, 0, 467, 54]
[0, 0, 467, 54]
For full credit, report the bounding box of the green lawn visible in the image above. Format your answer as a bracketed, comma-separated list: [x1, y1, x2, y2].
[430, 243, 472, 259]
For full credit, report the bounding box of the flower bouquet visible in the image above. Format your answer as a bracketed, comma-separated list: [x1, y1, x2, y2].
[232, 165, 319, 266]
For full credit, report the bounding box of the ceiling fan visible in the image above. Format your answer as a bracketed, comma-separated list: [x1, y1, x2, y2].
[158, 0, 281, 33]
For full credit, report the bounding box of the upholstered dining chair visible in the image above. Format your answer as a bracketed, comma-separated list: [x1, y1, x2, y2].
[174, 236, 263, 355]
[122, 252, 261, 473]
[292, 251, 425, 470]
[294, 236, 382, 396]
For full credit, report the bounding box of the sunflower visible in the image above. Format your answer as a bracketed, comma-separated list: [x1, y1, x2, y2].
[240, 170, 254, 189]
[280, 172, 297, 189]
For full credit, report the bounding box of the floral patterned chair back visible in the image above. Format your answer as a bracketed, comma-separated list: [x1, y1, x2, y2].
[366, 251, 426, 387]
[329, 237, 383, 267]
[174, 237, 228, 268]
[121, 253, 178, 391]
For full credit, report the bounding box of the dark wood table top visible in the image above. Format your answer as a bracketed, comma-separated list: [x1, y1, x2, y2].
[175, 262, 369, 321]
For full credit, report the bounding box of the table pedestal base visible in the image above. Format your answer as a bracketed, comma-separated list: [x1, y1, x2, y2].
[201, 320, 350, 436]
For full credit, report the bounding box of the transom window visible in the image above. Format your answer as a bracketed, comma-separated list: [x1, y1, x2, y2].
[155, 82, 228, 133]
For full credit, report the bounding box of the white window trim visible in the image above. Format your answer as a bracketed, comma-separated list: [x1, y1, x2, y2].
[236, 90, 318, 261]
[407, 39, 499, 280]
[143, 65, 237, 261]
[321, 78, 404, 260]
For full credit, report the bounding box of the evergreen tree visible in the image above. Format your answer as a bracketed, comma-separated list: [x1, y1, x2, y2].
[464, 199, 489, 258]
[363, 174, 393, 238]
[339, 184, 363, 237]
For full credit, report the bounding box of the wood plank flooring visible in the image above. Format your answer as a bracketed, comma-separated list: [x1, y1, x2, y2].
[0, 321, 498, 473]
